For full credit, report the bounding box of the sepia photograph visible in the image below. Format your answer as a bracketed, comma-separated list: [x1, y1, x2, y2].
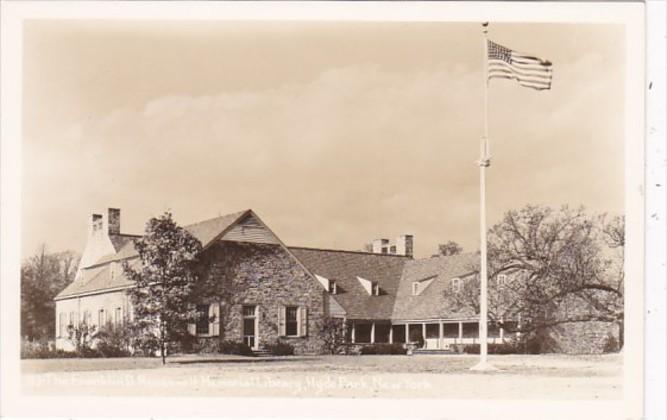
[0, 2, 650, 419]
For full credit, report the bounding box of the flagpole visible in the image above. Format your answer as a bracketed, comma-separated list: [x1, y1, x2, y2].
[471, 21, 497, 372]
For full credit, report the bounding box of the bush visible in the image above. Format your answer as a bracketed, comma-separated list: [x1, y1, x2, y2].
[360, 343, 407, 355]
[319, 318, 347, 355]
[94, 322, 133, 357]
[603, 334, 620, 353]
[264, 341, 295, 356]
[21, 339, 77, 359]
[462, 343, 518, 355]
[218, 340, 255, 356]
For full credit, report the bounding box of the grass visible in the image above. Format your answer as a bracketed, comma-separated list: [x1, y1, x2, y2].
[21, 353, 622, 399]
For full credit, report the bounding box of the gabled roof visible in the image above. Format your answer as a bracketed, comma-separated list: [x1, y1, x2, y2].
[108, 233, 142, 253]
[88, 210, 251, 267]
[289, 247, 410, 320]
[56, 210, 251, 299]
[392, 253, 479, 321]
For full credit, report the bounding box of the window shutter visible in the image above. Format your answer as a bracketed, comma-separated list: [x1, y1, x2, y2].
[299, 307, 308, 337]
[210, 303, 220, 336]
[279, 306, 286, 336]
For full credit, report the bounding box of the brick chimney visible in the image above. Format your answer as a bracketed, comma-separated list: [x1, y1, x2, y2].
[395, 235, 414, 257]
[370, 235, 414, 257]
[106, 208, 121, 235]
[372, 238, 389, 254]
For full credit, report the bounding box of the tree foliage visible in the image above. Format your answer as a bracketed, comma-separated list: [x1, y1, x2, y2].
[451, 205, 624, 341]
[21, 246, 79, 340]
[122, 212, 203, 363]
[438, 241, 463, 256]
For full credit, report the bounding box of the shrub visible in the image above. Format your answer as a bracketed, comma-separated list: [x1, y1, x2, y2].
[94, 322, 133, 357]
[264, 341, 295, 356]
[603, 334, 620, 353]
[218, 340, 255, 356]
[319, 318, 347, 355]
[462, 343, 518, 355]
[360, 343, 407, 355]
[20, 338, 76, 359]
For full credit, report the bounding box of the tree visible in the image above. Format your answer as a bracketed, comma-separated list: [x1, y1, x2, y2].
[21, 246, 79, 340]
[451, 205, 624, 349]
[319, 317, 347, 354]
[437, 241, 463, 256]
[122, 212, 203, 364]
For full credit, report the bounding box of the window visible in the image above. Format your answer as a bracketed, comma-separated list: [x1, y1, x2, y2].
[242, 305, 256, 347]
[372, 282, 380, 296]
[83, 310, 91, 326]
[69, 311, 77, 327]
[114, 307, 122, 325]
[285, 306, 299, 336]
[196, 304, 210, 335]
[58, 313, 67, 337]
[98, 309, 105, 327]
[329, 280, 337, 294]
[381, 247, 388, 254]
[451, 278, 461, 293]
[390, 245, 396, 254]
[412, 282, 419, 296]
[497, 274, 507, 288]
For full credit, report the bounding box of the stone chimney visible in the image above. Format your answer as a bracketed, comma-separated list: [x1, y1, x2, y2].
[106, 208, 121, 235]
[370, 235, 413, 257]
[372, 238, 389, 254]
[395, 235, 414, 258]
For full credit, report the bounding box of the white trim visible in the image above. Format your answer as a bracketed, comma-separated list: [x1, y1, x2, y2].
[356, 276, 373, 295]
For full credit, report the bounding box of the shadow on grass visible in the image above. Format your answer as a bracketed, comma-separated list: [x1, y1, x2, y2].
[170, 356, 320, 365]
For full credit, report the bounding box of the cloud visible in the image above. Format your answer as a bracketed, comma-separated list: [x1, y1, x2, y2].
[24, 56, 623, 257]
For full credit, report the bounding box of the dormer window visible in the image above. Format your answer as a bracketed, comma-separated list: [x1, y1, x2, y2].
[372, 282, 380, 296]
[412, 282, 419, 296]
[451, 277, 461, 293]
[497, 274, 507, 288]
[329, 280, 337, 294]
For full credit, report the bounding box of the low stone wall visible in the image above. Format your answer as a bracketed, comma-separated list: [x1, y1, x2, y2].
[547, 321, 620, 354]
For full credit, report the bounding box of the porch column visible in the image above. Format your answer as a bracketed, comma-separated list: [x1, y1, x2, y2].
[389, 325, 393, 344]
[499, 318, 504, 341]
[405, 324, 409, 343]
[351, 321, 356, 344]
[422, 323, 426, 347]
[438, 322, 444, 349]
[458, 321, 463, 343]
[370, 322, 375, 344]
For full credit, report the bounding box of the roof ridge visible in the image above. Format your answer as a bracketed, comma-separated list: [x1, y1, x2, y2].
[288, 245, 412, 258]
[184, 209, 250, 229]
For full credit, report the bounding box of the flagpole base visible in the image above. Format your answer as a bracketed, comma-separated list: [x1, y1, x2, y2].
[470, 360, 500, 372]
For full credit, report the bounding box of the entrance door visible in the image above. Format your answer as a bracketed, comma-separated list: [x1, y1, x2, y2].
[242, 305, 257, 349]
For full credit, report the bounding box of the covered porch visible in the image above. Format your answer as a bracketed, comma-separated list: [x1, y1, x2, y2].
[347, 319, 514, 349]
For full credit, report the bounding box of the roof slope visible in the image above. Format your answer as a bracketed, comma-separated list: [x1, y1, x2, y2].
[392, 253, 479, 320]
[289, 247, 410, 319]
[56, 210, 250, 299]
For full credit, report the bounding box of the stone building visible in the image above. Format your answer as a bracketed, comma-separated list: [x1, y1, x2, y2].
[54, 208, 619, 354]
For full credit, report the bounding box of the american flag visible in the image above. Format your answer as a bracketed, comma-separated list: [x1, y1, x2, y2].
[487, 40, 553, 91]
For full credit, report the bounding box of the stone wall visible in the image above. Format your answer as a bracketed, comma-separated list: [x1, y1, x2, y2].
[547, 321, 620, 354]
[199, 241, 328, 355]
[544, 294, 621, 354]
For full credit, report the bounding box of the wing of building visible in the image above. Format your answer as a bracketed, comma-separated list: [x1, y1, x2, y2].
[54, 208, 618, 354]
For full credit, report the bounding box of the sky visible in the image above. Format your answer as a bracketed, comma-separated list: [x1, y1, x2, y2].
[22, 21, 625, 259]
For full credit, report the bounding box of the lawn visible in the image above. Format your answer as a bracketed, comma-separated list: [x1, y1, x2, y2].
[21, 353, 622, 399]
